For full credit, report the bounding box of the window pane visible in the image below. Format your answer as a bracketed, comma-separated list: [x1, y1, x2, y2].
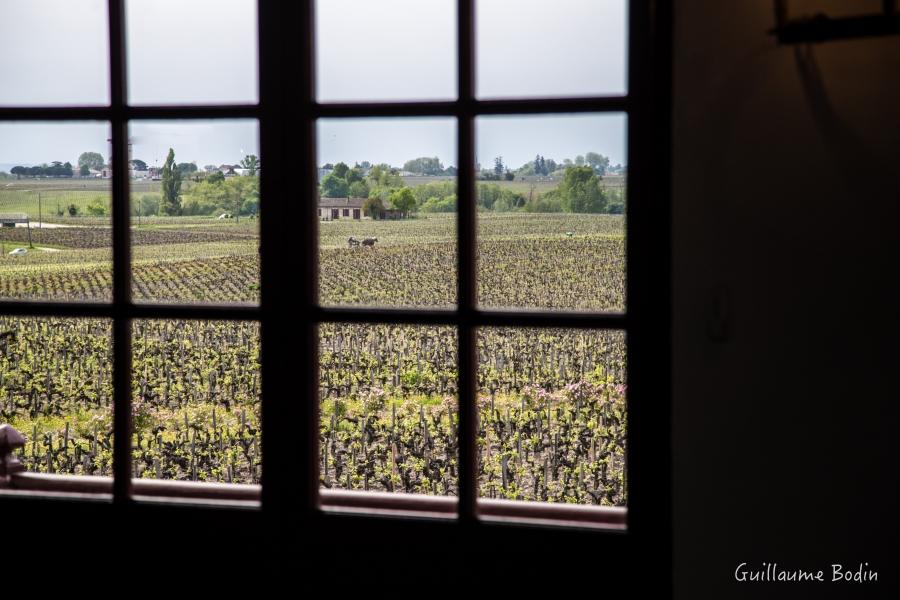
[0, 1, 110, 106]
[477, 328, 627, 506]
[132, 320, 260, 484]
[476, 0, 627, 98]
[317, 118, 456, 309]
[0, 122, 112, 302]
[0, 318, 113, 481]
[126, 0, 258, 105]
[128, 120, 260, 305]
[476, 114, 627, 312]
[320, 324, 457, 498]
[316, 0, 456, 102]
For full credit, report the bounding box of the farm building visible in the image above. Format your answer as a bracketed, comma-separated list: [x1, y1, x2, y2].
[318, 197, 367, 220]
[317, 198, 408, 220]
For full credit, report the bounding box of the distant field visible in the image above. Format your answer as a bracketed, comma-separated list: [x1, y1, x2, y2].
[402, 174, 625, 196]
[1, 179, 159, 192]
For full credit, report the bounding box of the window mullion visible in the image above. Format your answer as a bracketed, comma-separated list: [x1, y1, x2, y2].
[456, 0, 477, 524]
[108, 0, 132, 504]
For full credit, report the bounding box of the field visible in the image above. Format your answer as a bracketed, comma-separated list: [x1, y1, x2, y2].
[0, 194, 627, 506]
[402, 174, 626, 197]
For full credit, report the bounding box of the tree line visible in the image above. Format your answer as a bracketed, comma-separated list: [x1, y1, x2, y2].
[9, 161, 74, 178]
[319, 158, 621, 216]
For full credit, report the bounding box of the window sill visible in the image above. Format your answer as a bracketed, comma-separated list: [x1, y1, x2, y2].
[1, 472, 626, 529]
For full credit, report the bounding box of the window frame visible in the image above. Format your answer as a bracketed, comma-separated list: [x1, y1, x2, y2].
[0, 0, 671, 565]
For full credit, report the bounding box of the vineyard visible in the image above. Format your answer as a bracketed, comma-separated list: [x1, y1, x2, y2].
[0, 212, 628, 505]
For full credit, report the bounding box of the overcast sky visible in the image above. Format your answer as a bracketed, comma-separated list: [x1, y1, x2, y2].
[0, 0, 627, 170]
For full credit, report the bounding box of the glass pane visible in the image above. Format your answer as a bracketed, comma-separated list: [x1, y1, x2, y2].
[0, 318, 113, 480]
[128, 120, 260, 305]
[317, 118, 456, 309]
[476, 0, 627, 98]
[131, 320, 260, 484]
[126, 0, 258, 105]
[320, 323, 458, 497]
[475, 114, 627, 311]
[316, 0, 456, 102]
[0, 122, 112, 302]
[0, 1, 110, 106]
[477, 328, 627, 506]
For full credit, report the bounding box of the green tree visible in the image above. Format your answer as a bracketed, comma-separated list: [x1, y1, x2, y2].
[348, 181, 369, 198]
[78, 151, 104, 173]
[240, 154, 260, 176]
[177, 162, 198, 174]
[389, 187, 416, 216]
[558, 166, 606, 213]
[332, 162, 350, 180]
[320, 172, 349, 198]
[403, 156, 444, 175]
[160, 148, 183, 216]
[363, 196, 385, 219]
[207, 171, 225, 184]
[86, 196, 108, 216]
[585, 152, 609, 176]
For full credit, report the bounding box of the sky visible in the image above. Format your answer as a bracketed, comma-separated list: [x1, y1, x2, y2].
[0, 0, 627, 170]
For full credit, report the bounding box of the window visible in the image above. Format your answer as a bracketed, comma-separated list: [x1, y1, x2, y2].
[0, 0, 669, 553]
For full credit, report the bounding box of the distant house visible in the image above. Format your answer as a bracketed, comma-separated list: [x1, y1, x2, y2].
[318, 197, 368, 220]
[218, 164, 241, 177]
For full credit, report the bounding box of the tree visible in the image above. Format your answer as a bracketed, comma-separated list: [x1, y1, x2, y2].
[389, 188, 416, 216]
[348, 181, 369, 198]
[240, 154, 260, 176]
[574, 155, 585, 166]
[363, 196, 385, 219]
[320, 172, 349, 198]
[403, 156, 444, 175]
[135, 194, 160, 217]
[208, 171, 225, 184]
[177, 162, 198, 174]
[584, 152, 609, 176]
[493, 156, 505, 176]
[332, 162, 350, 180]
[86, 196, 108, 216]
[131, 159, 148, 171]
[345, 167, 364, 184]
[10, 166, 25, 179]
[78, 152, 104, 173]
[160, 148, 183, 216]
[557, 166, 606, 213]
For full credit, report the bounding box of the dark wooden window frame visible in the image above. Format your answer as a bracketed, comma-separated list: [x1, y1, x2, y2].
[0, 0, 671, 575]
